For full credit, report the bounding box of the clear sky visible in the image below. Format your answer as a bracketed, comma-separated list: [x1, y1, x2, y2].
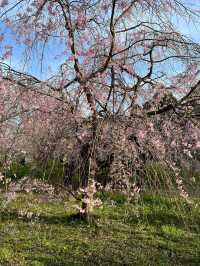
[1, 0, 200, 80]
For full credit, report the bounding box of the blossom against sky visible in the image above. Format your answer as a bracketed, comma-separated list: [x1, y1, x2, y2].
[0, 0, 200, 81]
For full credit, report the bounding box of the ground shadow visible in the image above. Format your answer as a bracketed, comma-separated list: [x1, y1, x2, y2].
[0, 209, 99, 227]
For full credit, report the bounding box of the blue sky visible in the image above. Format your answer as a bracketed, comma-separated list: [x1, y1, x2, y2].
[0, 25, 65, 79]
[1, 0, 200, 81]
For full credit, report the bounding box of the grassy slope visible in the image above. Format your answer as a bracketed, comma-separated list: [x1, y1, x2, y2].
[0, 192, 200, 266]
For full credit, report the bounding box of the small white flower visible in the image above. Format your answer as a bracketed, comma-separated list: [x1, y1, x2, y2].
[0, 173, 4, 182]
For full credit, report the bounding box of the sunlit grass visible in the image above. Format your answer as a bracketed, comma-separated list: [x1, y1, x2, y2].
[0, 192, 200, 266]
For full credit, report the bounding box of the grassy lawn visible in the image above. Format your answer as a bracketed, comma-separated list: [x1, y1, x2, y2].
[0, 192, 200, 266]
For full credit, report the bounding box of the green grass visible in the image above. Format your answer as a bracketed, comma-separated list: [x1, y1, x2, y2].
[0, 192, 200, 266]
